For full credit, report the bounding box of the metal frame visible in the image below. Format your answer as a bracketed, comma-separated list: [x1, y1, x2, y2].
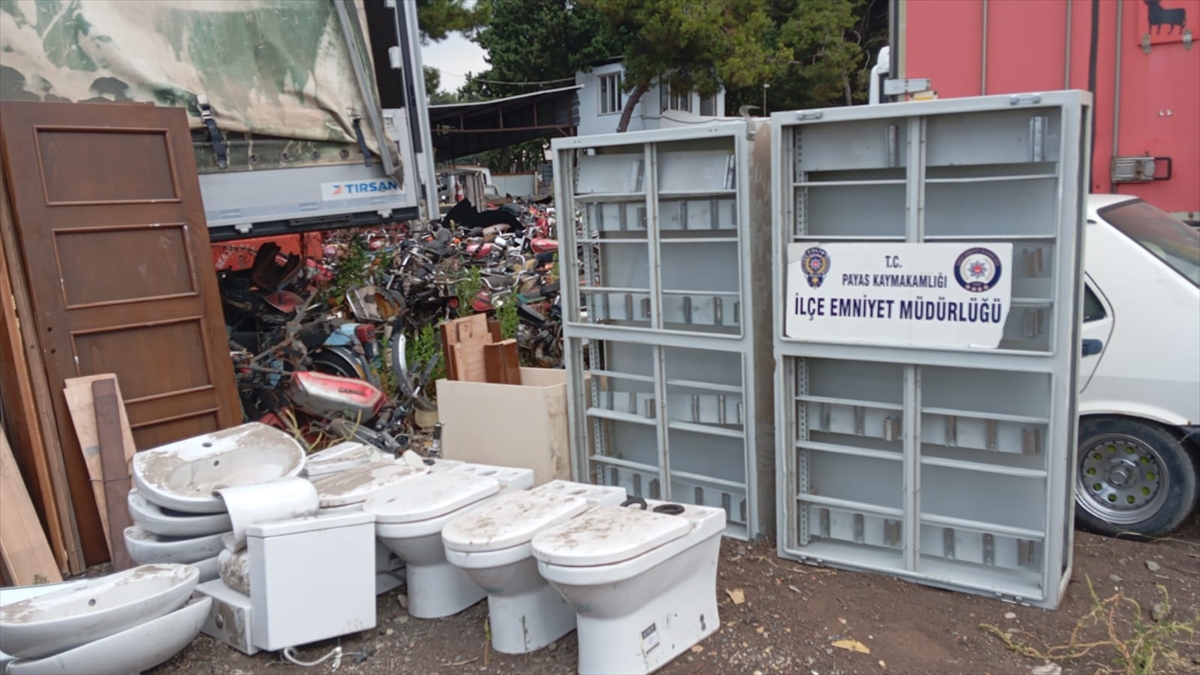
[553, 122, 775, 539]
[771, 92, 1092, 608]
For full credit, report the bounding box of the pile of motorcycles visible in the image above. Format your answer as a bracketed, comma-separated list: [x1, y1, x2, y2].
[217, 199, 564, 452]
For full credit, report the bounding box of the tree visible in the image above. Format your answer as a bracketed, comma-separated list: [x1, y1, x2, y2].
[416, 0, 490, 42]
[473, 0, 625, 99]
[424, 66, 442, 99]
[723, 0, 886, 113]
[582, 0, 791, 131]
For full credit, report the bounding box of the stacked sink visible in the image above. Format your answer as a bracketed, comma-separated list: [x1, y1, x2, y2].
[0, 564, 210, 675]
[125, 422, 308, 581]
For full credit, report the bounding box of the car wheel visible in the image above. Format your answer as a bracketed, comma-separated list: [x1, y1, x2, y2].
[1075, 416, 1198, 539]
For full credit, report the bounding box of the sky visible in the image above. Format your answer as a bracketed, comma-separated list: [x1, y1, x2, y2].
[421, 33, 489, 93]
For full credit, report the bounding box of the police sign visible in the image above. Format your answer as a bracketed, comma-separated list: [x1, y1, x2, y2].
[785, 242, 1014, 349]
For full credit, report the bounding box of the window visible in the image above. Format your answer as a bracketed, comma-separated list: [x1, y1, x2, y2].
[659, 81, 692, 113]
[599, 73, 623, 115]
[1099, 199, 1200, 287]
[699, 93, 717, 117]
[1083, 285, 1107, 322]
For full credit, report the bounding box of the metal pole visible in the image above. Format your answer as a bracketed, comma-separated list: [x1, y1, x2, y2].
[981, 0, 989, 95]
[1112, 0, 1123, 178]
[1064, 0, 1073, 88]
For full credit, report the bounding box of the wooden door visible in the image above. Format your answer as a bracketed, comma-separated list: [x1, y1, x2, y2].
[0, 101, 239, 564]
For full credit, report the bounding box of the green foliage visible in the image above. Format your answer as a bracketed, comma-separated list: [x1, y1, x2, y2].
[424, 65, 441, 99]
[725, 0, 887, 112]
[456, 267, 483, 318]
[326, 234, 375, 305]
[496, 300, 519, 340]
[473, 0, 625, 99]
[581, 0, 790, 129]
[404, 323, 446, 390]
[416, 0, 490, 42]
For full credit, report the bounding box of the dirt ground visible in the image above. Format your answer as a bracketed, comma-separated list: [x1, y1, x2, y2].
[148, 512, 1199, 675]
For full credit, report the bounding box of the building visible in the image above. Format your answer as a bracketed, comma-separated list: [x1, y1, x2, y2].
[574, 60, 727, 136]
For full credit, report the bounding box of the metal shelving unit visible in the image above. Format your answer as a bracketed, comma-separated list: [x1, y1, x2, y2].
[553, 122, 774, 539]
[772, 92, 1092, 607]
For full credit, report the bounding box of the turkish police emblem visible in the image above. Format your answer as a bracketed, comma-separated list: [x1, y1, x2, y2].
[953, 247, 1002, 293]
[801, 247, 830, 289]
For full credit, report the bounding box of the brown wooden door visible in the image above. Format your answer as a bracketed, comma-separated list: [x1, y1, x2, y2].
[0, 101, 239, 564]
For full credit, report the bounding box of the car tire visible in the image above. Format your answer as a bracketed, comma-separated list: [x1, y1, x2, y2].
[1074, 416, 1199, 540]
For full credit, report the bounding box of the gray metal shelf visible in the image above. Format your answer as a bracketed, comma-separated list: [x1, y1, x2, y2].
[771, 92, 1092, 608]
[553, 122, 775, 539]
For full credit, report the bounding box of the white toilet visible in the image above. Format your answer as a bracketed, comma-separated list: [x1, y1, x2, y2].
[531, 499, 726, 675]
[441, 481, 627, 654]
[363, 463, 535, 619]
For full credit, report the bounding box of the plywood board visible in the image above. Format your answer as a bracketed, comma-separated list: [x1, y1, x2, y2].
[0, 160, 78, 573]
[0, 423, 63, 585]
[64, 375, 136, 555]
[484, 339, 521, 385]
[441, 314, 492, 382]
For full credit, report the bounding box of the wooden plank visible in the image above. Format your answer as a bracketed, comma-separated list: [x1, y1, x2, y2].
[92, 378, 135, 572]
[0, 162, 80, 574]
[0, 423, 63, 585]
[441, 314, 493, 382]
[484, 339, 522, 385]
[488, 318, 503, 343]
[64, 375, 138, 556]
[439, 321, 458, 381]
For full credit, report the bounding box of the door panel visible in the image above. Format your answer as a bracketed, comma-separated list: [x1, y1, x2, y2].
[0, 101, 240, 564]
[1079, 278, 1115, 392]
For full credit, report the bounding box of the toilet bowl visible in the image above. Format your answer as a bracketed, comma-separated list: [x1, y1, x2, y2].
[124, 525, 230, 565]
[127, 490, 233, 537]
[531, 499, 726, 675]
[302, 441, 394, 478]
[364, 463, 535, 619]
[442, 481, 627, 654]
[133, 423, 306, 514]
[0, 563, 199, 660]
[310, 460, 432, 509]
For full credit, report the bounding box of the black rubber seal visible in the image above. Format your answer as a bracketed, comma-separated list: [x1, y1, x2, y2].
[620, 496, 648, 510]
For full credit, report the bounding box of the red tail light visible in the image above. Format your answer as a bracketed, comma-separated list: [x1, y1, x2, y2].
[447, 297, 459, 309]
[354, 324, 376, 343]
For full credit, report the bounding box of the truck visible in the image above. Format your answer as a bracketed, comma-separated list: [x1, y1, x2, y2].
[889, 0, 1199, 226]
[0, 0, 441, 240]
[878, 0, 1200, 537]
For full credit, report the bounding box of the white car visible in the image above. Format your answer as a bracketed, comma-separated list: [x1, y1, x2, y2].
[1076, 195, 1200, 538]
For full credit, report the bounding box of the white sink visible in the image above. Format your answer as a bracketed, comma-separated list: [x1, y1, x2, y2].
[132, 423, 306, 514]
[5, 595, 211, 675]
[0, 564, 198, 660]
[127, 489, 232, 537]
[124, 526, 229, 565]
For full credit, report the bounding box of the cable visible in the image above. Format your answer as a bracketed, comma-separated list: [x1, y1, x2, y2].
[282, 645, 343, 670]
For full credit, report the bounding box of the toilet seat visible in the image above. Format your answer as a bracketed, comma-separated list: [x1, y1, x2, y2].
[366, 472, 500, 538]
[532, 506, 691, 566]
[442, 485, 590, 554]
[310, 462, 430, 508]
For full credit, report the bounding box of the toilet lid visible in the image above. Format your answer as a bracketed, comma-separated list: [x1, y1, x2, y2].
[442, 488, 589, 552]
[531, 506, 690, 567]
[311, 462, 428, 507]
[366, 472, 500, 524]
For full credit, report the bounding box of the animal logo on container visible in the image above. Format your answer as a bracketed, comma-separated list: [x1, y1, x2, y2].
[1144, 0, 1188, 35]
[953, 247, 1003, 293]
